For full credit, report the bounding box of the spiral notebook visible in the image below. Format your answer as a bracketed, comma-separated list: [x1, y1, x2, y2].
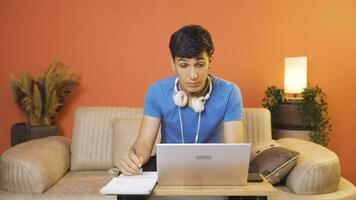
[100, 172, 157, 195]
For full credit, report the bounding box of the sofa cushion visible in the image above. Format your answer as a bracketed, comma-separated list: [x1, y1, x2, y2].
[277, 138, 341, 195]
[249, 140, 299, 185]
[271, 177, 356, 200]
[70, 107, 272, 171]
[44, 171, 115, 200]
[242, 108, 272, 144]
[0, 136, 70, 194]
[111, 117, 161, 171]
[71, 107, 144, 171]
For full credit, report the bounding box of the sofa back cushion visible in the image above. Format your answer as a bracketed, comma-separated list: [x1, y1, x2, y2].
[71, 107, 144, 170]
[70, 107, 272, 171]
[112, 118, 161, 171]
[243, 108, 272, 143]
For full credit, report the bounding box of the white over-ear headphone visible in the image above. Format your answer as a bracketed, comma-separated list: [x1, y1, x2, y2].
[172, 76, 213, 143]
[173, 77, 212, 113]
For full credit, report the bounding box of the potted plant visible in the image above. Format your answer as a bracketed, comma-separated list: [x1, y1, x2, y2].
[262, 86, 285, 122]
[262, 85, 331, 146]
[10, 62, 79, 146]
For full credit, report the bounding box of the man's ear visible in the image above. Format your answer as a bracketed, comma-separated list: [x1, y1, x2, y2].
[208, 56, 213, 69]
[170, 58, 176, 71]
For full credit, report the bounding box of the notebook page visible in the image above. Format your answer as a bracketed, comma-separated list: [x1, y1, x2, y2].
[100, 172, 157, 195]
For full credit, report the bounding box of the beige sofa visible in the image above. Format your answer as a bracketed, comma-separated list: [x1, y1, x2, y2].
[0, 107, 355, 200]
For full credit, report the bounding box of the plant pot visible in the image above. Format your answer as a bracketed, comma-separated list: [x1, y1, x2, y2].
[272, 102, 312, 141]
[273, 102, 305, 129]
[273, 129, 312, 141]
[11, 122, 61, 146]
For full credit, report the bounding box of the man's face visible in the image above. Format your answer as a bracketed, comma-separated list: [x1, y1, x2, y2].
[171, 51, 211, 96]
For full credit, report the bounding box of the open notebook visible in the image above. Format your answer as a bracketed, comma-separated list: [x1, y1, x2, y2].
[100, 172, 157, 195]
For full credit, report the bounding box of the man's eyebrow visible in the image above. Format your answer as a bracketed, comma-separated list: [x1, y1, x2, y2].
[176, 57, 205, 62]
[177, 58, 188, 62]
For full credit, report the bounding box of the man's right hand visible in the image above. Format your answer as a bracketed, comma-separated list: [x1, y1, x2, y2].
[120, 150, 143, 176]
[119, 115, 160, 176]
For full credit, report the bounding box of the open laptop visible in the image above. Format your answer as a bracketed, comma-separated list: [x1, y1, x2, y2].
[156, 143, 251, 186]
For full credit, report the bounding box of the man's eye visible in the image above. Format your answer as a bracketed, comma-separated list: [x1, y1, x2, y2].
[197, 63, 206, 68]
[180, 64, 188, 68]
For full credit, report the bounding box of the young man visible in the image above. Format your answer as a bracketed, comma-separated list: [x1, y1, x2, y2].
[120, 24, 244, 176]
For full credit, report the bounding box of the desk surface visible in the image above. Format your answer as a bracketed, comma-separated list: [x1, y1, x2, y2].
[152, 181, 277, 196]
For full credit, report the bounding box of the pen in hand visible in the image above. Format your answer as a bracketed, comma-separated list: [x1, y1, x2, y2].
[132, 147, 143, 174]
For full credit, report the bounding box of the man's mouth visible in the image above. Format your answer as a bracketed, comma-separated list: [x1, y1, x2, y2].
[187, 82, 200, 86]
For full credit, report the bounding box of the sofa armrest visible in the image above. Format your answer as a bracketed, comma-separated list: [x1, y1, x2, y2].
[0, 136, 70, 194]
[277, 138, 340, 195]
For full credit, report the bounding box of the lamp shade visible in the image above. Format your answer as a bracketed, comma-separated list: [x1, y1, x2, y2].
[284, 57, 307, 94]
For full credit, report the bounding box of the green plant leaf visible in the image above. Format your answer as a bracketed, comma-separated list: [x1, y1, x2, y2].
[262, 85, 331, 146]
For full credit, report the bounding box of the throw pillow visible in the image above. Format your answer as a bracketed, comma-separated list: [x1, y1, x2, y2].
[249, 140, 299, 185]
[111, 117, 160, 173]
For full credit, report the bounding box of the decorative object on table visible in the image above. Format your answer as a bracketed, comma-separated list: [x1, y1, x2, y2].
[10, 62, 79, 146]
[262, 57, 331, 146]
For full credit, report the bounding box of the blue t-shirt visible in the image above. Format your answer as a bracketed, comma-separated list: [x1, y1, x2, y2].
[144, 76, 243, 143]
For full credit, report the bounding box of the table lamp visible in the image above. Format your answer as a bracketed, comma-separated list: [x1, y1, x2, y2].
[284, 57, 307, 101]
[273, 56, 310, 141]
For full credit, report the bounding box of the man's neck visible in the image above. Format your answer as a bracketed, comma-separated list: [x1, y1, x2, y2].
[188, 76, 211, 100]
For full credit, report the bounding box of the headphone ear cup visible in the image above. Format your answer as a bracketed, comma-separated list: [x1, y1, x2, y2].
[173, 91, 188, 107]
[192, 97, 206, 113]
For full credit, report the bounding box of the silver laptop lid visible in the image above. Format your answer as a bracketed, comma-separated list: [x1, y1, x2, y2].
[156, 143, 251, 186]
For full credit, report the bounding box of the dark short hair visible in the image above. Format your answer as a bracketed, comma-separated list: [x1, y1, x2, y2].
[169, 25, 214, 59]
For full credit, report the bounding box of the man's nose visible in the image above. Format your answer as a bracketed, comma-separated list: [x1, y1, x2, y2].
[189, 68, 198, 80]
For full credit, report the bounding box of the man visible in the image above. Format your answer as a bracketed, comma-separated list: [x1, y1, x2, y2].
[120, 24, 244, 176]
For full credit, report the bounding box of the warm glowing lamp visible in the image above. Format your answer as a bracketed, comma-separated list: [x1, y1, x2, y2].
[274, 57, 309, 141]
[284, 57, 307, 99]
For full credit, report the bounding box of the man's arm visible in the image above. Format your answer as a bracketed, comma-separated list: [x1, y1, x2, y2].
[222, 120, 244, 143]
[120, 115, 160, 175]
[134, 115, 161, 163]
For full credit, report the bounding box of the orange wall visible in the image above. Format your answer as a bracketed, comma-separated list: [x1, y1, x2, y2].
[0, 1, 355, 184]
